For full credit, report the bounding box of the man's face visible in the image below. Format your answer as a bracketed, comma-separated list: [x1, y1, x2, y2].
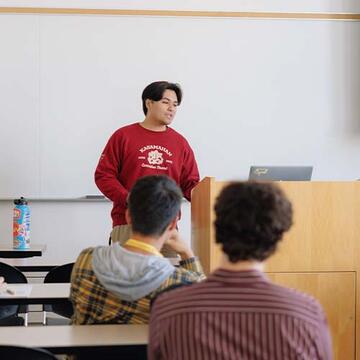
[146, 89, 178, 126]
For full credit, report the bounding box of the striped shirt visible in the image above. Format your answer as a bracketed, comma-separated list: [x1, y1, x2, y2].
[149, 269, 332, 360]
[70, 247, 205, 325]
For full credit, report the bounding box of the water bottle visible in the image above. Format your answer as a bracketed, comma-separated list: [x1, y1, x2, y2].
[13, 197, 30, 249]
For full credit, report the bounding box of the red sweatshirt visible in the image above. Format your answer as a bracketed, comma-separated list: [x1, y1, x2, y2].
[95, 123, 200, 227]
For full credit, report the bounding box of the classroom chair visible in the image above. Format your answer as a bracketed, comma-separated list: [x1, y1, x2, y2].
[43, 262, 74, 325]
[0, 262, 28, 326]
[0, 345, 57, 360]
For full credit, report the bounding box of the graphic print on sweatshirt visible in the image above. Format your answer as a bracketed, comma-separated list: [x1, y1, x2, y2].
[138, 144, 173, 171]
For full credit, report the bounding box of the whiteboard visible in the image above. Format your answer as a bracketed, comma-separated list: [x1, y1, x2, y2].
[0, 14, 360, 198]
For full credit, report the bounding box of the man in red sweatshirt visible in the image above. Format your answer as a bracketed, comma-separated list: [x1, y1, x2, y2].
[95, 81, 200, 249]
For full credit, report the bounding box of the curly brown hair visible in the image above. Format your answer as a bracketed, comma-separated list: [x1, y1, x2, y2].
[214, 182, 293, 263]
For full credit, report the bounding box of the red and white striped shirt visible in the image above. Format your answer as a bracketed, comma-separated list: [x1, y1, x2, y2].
[149, 269, 332, 360]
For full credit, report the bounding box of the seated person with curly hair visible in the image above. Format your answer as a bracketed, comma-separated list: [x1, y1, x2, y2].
[149, 182, 332, 360]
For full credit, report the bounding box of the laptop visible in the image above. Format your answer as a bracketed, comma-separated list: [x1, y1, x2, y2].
[248, 166, 313, 181]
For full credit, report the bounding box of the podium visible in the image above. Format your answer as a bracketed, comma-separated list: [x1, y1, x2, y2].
[191, 177, 360, 359]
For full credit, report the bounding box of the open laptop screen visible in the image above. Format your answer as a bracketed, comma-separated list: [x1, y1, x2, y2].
[248, 166, 313, 181]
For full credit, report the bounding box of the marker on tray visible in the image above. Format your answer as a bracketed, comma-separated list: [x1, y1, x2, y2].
[6, 288, 15, 295]
[85, 195, 105, 199]
[0, 287, 15, 295]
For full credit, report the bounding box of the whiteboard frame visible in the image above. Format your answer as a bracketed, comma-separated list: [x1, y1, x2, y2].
[0, 7, 359, 21]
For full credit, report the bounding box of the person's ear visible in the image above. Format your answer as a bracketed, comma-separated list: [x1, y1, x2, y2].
[168, 217, 178, 231]
[145, 99, 152, 112]
[125, 209, 132, 225]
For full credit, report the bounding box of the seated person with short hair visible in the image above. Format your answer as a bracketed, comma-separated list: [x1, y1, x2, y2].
[149, 182, 332, 360]
[70, 175, 205, 325]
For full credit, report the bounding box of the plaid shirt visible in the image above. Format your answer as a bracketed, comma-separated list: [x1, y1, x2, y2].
[70, 247, 205, 325]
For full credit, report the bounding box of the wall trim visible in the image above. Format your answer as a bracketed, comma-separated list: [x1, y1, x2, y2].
[0, 7, 359, 21]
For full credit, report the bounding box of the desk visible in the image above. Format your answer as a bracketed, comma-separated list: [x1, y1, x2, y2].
[0, 256, 74, 272]
[0, 324, 148, 356]
[1, 253, 176, 271]
[0, 283, 70, 305]
[0, 244, 46, 258]
[3, 256, 177, 271]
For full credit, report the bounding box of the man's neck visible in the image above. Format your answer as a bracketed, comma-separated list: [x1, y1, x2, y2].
[123, 233, 164, 255]
[219, 254, 264, 272]
[140, 118, 167, 132]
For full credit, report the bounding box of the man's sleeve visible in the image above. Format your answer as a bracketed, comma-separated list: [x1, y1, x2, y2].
[180, 142, 200, 201]
[178, 257, 206, 280]
[94, 131, 128, 207]
[69, 249, 89, 325]
[317, 308, 333, 360]
[148, 302, 162, 360]
[154, 257, 206, 296]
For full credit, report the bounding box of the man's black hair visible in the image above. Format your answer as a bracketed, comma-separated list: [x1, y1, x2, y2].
[141, 81, 182, 115]
[128, 175, 183, 237]
[214, 182, 293, 263]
